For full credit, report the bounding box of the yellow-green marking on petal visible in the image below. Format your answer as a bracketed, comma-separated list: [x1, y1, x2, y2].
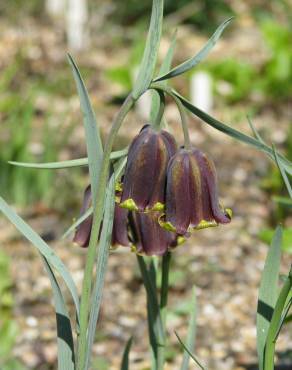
[119, 198, 139, 211]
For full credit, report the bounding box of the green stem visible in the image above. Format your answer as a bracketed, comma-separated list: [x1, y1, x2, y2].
[151, 85, 191, 149]
[264, 267, 292, 370]
[77, 94, 134, 370]
[157, 252, 171, 370]
[160, 252, 171, 326]
[153, 91, 165, 130]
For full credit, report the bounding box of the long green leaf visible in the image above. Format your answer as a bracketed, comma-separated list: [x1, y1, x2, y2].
[256, 226, 282, 370]
[8, 148, 128, 170]
[120, 337, 133, 370]
[150, 31, 177, 122]
[0, 196, 80, 322]
[153, 18, 233, 82]
[42, 257, 75, 370]
[132, 0, 164, 99]
[264, 266, 292, 370]
[171, 90, 292, 174]
[175, 332, 205, 370]
[68, 54, 103, 204]
[181, 287, 197, 370]
[273, 146, 292, 198]
[84, 174, 116, 369]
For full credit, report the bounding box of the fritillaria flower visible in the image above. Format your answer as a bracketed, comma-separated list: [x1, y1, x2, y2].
[119, 124, 177, 212]
[73, 186, 130, 249]
[160, 147, 231, 235]
[74, 186, 186, 255]
[129, 211, 185, 256]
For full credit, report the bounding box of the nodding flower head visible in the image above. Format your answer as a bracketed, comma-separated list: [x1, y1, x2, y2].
[119, 124, 177, 212]
[129, 211, 186, 256]
[73, 186, 130, 249]
[160, 147, 231, 235]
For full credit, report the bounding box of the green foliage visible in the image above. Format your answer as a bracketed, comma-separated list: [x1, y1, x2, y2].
[259, 228, 292, 254]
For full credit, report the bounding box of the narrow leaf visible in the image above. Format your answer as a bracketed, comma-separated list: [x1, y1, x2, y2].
[175, 332, 205, 370]
[247, 116, 265, 143]
[0, 196, 80, 321]
[84, 173, 116, 369]
[273, 146, 292, 198]
[132, 0, 164, 99]
[154, 18, 233, 82]
[9, 158, 88, 169]
[181, 287, 197, 370]
[256, 226, 282, 370]
[68, 54, 103, 204]
[172, 90, 292, 174]
[264, 266, 292, 369]
[120, 337, 133, 370]
[150, 31, 177, 122]
[8, 148, 128, 170]
[42, 257, 75, 370]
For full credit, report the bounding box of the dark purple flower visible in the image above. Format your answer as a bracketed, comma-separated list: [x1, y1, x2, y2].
[160, 148, 231, 235]
[73, 186, 130, 248]
[119, 124, 177, 212]
[129, 211, 186, 256]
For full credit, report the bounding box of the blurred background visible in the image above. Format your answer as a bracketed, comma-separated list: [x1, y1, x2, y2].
[0, 0, 291, 369]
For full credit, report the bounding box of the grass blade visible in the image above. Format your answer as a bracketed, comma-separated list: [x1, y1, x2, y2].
[8, 148, 128, 170]
[150, 30, 177, 122]
[68, 54, 103, 204]
[264, 266, 292, 370]
[154, 18, 233, 82]
[120, 337, 133, 370]
[84, 174, 116, 369]
[8, 158, 88, 169]
[172, 90, 292, 173]
[273, 146, 292, 198]
[0, 196, 80, 322]
[132, 0, 164, 99]
[247, 116, 265, 143]
[181, 287, 197, 370]
[42, 257, 75, 370]
[175, 331, 205, 370]
[256, 226, 282, 370]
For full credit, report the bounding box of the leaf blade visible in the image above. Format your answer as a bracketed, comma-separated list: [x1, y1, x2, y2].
[154, 17, 233, 82]
[84, 173, 116, 369]
[120, 337, 133, 370]
[68, 54, 103, 204]
[42, 257, 75, 370]
[132, 0, 164, 99]
[0, 196, 80, 321]
[256, 226, 282, 370]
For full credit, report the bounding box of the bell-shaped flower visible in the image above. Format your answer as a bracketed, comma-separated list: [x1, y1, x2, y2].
[129, 211, 186, 256]
[160, 148, 231, 235]
[119, 124, 177, 212]
[73, 186, 130, 248]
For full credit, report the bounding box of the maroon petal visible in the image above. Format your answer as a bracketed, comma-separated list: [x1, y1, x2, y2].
[165, 150, 191, 235]
[112, 205, 130, 247]
[131, 212, 170, 256]
[73, 185, 92, 248]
